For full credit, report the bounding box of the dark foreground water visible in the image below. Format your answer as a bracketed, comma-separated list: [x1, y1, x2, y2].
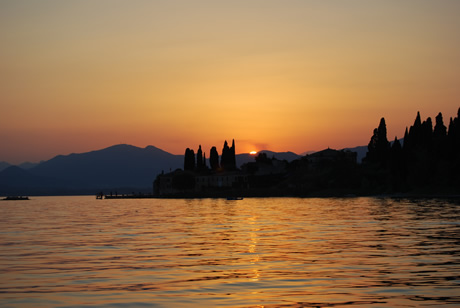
[0, 196, 459, 307]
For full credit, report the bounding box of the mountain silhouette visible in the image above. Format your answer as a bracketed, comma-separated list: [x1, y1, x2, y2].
[236, 150, 300, 167]
[30, 144, 183, 188]
[0, 144, 183, 195]
[18, 162, 40, 169]
[0, 161, 11, 172]
[0, 161, 54, 172]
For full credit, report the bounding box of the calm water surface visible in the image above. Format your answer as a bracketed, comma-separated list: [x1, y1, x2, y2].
[0, 196, 459, 307]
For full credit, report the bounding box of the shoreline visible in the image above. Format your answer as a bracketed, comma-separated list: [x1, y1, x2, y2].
[98, 191, 460, 200]
[4, 190, 460, 200]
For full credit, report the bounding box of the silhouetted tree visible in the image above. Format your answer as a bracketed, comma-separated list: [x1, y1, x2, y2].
[421, 117, 433, 151]
[433, 112, 447, 159]
[196, 145, 203, 169]
[255, 152, 271, 164]
[221, 140, 237, 171]
[410, 111, 423, 146]
[389, 137, 405, 191]
[210, 146, 219, 171]
[365, 117, 390, 166]
[231, 139, 237, 169]
[391, 137, 402, 158]
[184, 148, 195, 171]
[434, 112, 447, 138]
[221, 141, 230, 170]
[404, 111, 422, 161]
[403, 127, 409, 151]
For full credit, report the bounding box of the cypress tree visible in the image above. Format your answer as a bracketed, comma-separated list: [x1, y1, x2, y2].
[221, 140, 230, 170]
[365, 117, 390, 166]
[230, 139, 236, 170]
[433, 112, 448, 159]
[184, 148, 195, 171]
[403, 127, 410, 151]
[409, 111, 423, 147]
[377, 118, 389, 154]
[434, 112, 447, 137]
[210, 146, 219, 171]
[390, 137, 405, 190]
[421, 117, 433, 151]
[196, 145, 203, 169]
[366, 128, 379, 163]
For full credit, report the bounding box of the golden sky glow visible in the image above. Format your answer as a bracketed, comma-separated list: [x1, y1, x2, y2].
[1, 1, 460, 164]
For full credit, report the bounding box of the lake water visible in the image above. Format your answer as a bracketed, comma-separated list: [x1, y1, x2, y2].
[0, 196, 459, 307]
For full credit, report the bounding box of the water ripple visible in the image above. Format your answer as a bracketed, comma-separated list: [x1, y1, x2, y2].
[0, 196, 459, 307]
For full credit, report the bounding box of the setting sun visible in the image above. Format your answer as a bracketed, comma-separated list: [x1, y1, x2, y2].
[250, 151, 257, 155]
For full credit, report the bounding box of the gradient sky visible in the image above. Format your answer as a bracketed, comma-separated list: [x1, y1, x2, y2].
[1, 0, 459, 164]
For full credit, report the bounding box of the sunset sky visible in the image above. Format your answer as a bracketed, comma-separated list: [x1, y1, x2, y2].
[1, 1, 459, 164]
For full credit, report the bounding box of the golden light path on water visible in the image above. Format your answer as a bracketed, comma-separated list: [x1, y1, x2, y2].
[0, 196, 459, 307]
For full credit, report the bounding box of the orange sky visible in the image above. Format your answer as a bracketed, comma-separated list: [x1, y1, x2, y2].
[1, 1, 460, 164]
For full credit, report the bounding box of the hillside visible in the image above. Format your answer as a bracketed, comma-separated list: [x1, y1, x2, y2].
[0, 144, 183, 195]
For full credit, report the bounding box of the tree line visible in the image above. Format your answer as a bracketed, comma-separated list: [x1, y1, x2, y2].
[161, 108, 459, 197]
[184, 139, 237, 172]
[238, 107, 460, 196]
[364, 108, 460, 193]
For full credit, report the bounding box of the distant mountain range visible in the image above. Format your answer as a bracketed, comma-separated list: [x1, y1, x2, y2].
[0, 144, 183, 195]
[0, 161, 39, 172]
[0, 144, 367, 195]
[236, 150, 301, 166]
[0, 162, 9, 172]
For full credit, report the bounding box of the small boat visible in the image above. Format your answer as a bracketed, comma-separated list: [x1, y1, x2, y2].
[226, 197, 243, 200]
[2, 196, 29, 201]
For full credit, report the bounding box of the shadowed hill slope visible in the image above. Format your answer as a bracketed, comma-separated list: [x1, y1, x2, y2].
[0, 144, 183, 194]
[30, 144, 183, 189]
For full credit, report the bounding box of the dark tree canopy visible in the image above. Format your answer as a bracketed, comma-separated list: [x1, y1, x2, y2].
[421, 117, 433, 150]
[184, 148, 195, 171]
[231, 139, 236, 168]
[407, 111, 422, 149]
[160, 109, 460, 197]
[221, 139, 236, 171]
[365, 117, 389, 165]
[255, 152, 271, 164]
[433, 112, 448, 157]
[209, 146, 219, 171]
[434, 112, 447, 138]
[196, 145, 204, 169]
[434, 112, 447, 146]
[364, 108, 460, 193]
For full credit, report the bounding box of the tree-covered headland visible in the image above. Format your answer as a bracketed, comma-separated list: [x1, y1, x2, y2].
[279, 107, 460, 196]
[362, 108, 460, 194]
[155, 108, 460, 197]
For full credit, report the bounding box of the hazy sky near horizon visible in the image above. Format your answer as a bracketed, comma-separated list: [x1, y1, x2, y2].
[1, 0, 460, 164]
